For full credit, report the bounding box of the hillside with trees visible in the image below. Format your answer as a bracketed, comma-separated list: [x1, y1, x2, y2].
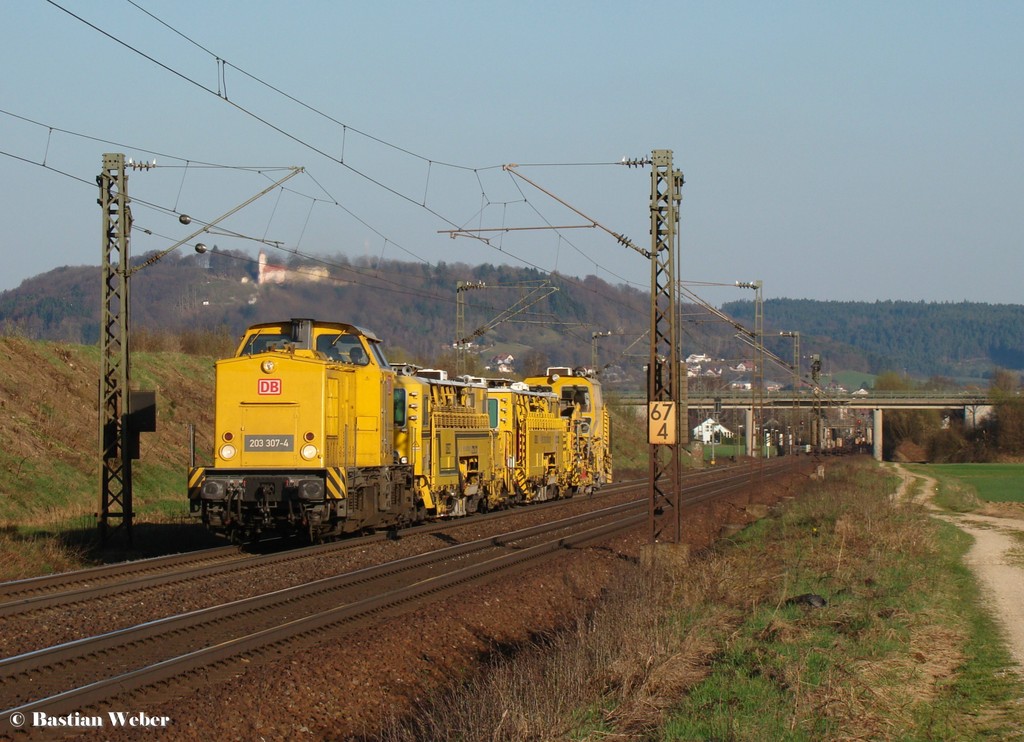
[0, 250, 720, 385]
[0, 252, 1021, 466]
[1, 251, 1022, 389]
[727, 298, 1024, 381]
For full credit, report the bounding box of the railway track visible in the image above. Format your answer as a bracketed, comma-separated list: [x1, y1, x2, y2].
[0, 498, 645, 719]
[0, 479, 644, 619]
[0, 465, 748, 619]
[0, 458, 805, 729]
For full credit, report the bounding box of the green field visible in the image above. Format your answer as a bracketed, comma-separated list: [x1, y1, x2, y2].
[920, 463, 1024, 503]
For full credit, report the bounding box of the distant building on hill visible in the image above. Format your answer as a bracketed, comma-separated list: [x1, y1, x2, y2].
[257, 251, 328, 285]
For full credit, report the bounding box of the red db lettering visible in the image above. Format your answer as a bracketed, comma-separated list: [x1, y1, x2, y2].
[258, 379, 281, 395]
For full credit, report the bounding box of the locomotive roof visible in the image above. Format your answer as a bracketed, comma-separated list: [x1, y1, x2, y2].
[244, 318, 383, 343]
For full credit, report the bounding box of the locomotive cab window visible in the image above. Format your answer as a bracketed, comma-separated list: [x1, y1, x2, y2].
[317, 333, 370, 365]
[394, 388, 407, 427]
[241, 333, 290, 356]
[561, 386, 591, 412]
[370, 343, 391, 369]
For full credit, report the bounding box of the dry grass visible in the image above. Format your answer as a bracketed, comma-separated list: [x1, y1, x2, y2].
[0, 337, 220, 577]
[378, 460, 1024, 741]
[0, 527, 89, 581]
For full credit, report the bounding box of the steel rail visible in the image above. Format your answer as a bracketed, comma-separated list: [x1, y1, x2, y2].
[0, 545, 246, 603]
[0, 460, 810, 721]
[0, 504, 644, 719]
[0, 500, 641, 700]
[0, 481, 645, 617]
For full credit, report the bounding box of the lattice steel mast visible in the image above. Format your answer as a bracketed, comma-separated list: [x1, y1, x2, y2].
[646, 149, 685, 543]
[96, 156, 301, 544]
[455, 281, 486, 376]
[454, 281, 556, 377]
[98, 153, 133, 543]
[736, 281, 763, 455]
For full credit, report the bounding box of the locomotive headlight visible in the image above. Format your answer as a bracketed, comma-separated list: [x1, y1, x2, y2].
[220, 443, 237, 460]
[298, 479, 324, 500]
[261, 359, 276, 373]
[200, 479, 225, 500]
[300, 444, 319, 460]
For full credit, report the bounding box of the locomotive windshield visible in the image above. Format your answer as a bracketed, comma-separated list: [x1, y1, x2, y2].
[369, 342, 391, 369]
[317, 333, 370, 365]
[240, 333, 291, 356]
[561, 386, 591, 412]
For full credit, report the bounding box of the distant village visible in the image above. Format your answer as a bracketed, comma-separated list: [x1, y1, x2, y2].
[684, 353, 778, 392]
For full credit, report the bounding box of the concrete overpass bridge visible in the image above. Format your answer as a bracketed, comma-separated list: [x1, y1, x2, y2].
[614, 389, 991, 461]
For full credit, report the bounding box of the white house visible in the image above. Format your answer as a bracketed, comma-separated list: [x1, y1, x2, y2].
[692, 417, 733, 444]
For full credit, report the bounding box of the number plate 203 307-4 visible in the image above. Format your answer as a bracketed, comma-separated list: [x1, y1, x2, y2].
[244, 434, 295, 452]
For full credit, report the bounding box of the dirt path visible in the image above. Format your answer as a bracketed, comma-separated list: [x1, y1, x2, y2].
[893, 463, 1024, 672]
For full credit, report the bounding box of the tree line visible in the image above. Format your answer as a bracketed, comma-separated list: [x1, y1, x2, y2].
[727, 298, 1024, 380]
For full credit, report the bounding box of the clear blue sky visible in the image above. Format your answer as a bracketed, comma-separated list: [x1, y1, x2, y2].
[2, 0, 1021, 306]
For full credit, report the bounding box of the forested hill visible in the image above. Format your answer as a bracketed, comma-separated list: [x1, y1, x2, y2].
[0, 252, 661, 380]
[725, 298, 1024, 380]
[0, 249, 1020, 382]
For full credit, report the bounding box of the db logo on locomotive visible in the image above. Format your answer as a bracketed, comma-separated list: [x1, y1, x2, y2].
[258, 379, 282, 395]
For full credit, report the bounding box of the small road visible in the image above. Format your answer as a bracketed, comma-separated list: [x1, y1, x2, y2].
[893, 463, 1024, 673]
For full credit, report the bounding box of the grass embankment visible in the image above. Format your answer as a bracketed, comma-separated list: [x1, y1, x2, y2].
[0, 338, 221, 579]
[382, 459, 1024, 740]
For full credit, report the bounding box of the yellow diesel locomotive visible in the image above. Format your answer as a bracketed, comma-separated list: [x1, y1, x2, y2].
[188, 319, 419, 540]
[189, 319, 610, 541]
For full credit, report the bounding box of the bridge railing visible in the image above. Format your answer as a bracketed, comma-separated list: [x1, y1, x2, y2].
[610, 389, 990, 406]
